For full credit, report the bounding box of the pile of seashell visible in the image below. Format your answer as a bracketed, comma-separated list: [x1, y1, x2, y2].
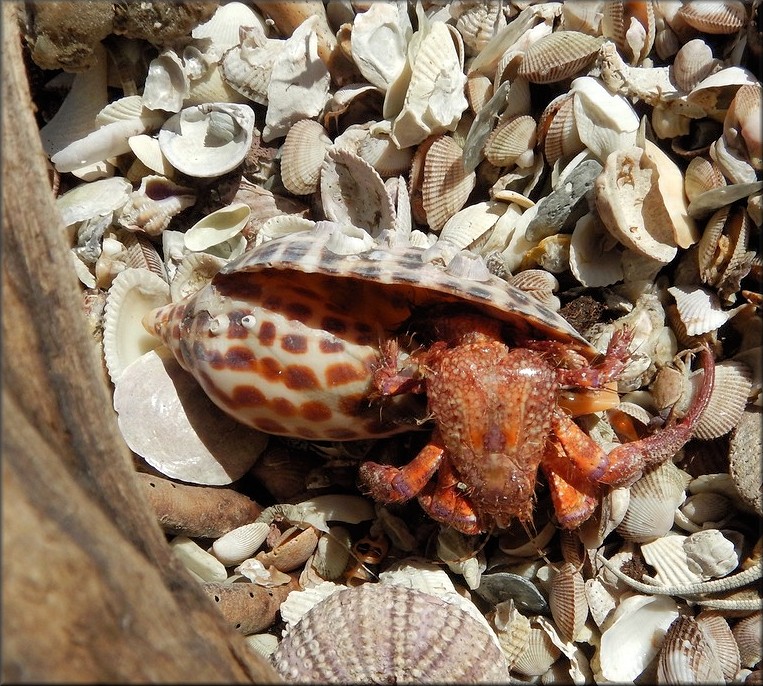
[24, 0, 761, 683]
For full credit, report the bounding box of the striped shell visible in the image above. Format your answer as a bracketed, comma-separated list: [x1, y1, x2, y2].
[144, 225, 595, 441]
[518, 31, 604, 84]
[272, 583, 509, 683]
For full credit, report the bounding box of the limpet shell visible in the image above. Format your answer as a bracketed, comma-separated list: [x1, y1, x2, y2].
[518, 31, 604, 84]
[273, 583, 509, 683]
[280, 119, 332, 196]
[103, 267, 170, 383]
[158, 103, 255, 178]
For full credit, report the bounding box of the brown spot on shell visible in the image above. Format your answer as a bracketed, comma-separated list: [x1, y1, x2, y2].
[319, 338, 345, 354]
[322, 316, 347, 334]
[300, 401, 332, 422]
[325, 362, 365, 386]
[255, 418, 289, 434]
[230, 385, 267, 407]
[338, 393, 367, 417]
[284, 301, 312, 320]
[224, 346, 256, 370]
[259, 356, 284, 381]
[272, 397, 297, 417]
[281, 334, 308, 354]
[284, 364, 321, 390]
[258, 321, 277, 346]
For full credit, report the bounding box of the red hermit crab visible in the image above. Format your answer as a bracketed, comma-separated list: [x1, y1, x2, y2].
[145, 224, 714, 534]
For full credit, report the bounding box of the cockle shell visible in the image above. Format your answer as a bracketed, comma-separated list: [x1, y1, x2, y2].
[549, 562, 588, 643]
[732, 611, 763, 668]
[280, 119, 332, 196]
[511, 617, 562, 677]
[273, 583, 509, 683]
[211, 522, 270, 566]
[518, 31, 604, 84]
[677, 0, 748, 35]
[657, 614, 726, 684]
[684, 155, 727, 202]
[696, 610, 741, 680]
[483, 115, 536, 168]
[158, 103, 255, 178]
[672, 38, 719, 92]
[143, 225, 595, 441]
[421, 134, 476, 231]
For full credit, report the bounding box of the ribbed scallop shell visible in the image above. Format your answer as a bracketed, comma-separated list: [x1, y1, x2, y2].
[518, 31, 604, 84]
[273, 583, 509, 683]
[657, 615, 725, 684]
[640, 534, 703, 586]
[491, 600, 531, 669]
[484, 115, 537, 167]
[691, 359, 752, 440]
[616, 461, 688, 542]
[280, 119, 332, 195]
[511, 619, 561, 677]
[732, 611, 762, 668]
[538, 92, 583, 165]
[729, 407, 762, 515]
[684, 156, 726, 203]
[678, 0, 747, 34]
[508, 270, 561, 312]
[672, 39, 718, 92]
[696, 611, 741, 680]
[667, 285, 744, 336]
[211, 522, 270, 566]
[421, 135, 476, 232]
[103, 267, 170, 384]
[549, 562, 588, 642]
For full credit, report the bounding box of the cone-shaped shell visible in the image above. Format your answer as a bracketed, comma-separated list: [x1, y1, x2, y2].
[281, 119, 332, 195]
[273, 583, 509, 683]
[422, 135, 476, 231]
[518, 31, 604, 84]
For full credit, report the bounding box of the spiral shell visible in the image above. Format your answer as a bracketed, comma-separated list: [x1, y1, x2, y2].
[272, 583, 508, 683]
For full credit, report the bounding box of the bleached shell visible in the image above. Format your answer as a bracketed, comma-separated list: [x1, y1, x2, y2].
[569, 212, 624, 287]
[641, 534, 703, 586]
[192, 2, 265, 57]
[679, 492, 734, 528]
[184, 203, 251, 252]
[279, 119, 332, 196]
[425, 201, 507, 262]
[685, 155, 727, 203]
[518, 31, 604, 84]
[244, 633, 279, 658]
[491, 600, 531, 668]
[465, 73, 493, 114]
[696, 611, 741, 680]
[549, 562, 588, 642]
[422, 135, 476, 231]
[170, 536, 228, 582]
[562, 1, 604, 34]
[103, 267, 170, 384]
[725, 82, 763, 170]
[732, 611, 763, 668]
[211, 522, 270, 566]
[667, 285, 744, 336]
[677, 0, 747, 34]
[595, 146, 678, 263]
[350, 1, 411, 91]
[273, 583, 509, 683]
[616, 461, 688, 542]
[597, 594, 680, 682]
[56, 177, 133, 228]
[128, 134, 175, 178]
[113, 348, 267, 485]
[158, 103, 255, 178]
[170, 251, 227, 302]
[320, 148, 395, 235]
[142, 49, 188, 113]
[571, 77, 639, 161]
[454, 1, 505, 56]
[220, 33, 281, 106]
[311, 525, 351, 580]
[505, 618, 561, 677]
[390, 21, 468, 149]
[687, 66, 758, 119]
[672, 38, 719, 92]
[118, 175, 196, 236]
[484, 115, 537, 167]
[255, 214, 316, 246]
[683, 528, 740, 579]
[729, 407, 763, 515]
[355, 130, 414, 178]
[658, 614, 726, 683]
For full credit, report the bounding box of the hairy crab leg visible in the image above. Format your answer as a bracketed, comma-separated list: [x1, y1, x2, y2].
[540, 441, 599, 530]
[358, 431, 446, 504]
[417, 459, 481, 535]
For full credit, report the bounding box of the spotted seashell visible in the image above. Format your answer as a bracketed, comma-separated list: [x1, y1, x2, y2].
[518, 31, 604, 84]
[272, 583, 508, 683]
[678, 0, 748, 35]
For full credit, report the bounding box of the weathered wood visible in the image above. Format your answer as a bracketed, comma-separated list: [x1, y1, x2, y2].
[1, 4, 279, 681]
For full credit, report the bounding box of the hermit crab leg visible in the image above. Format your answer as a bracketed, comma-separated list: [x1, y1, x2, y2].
[416, 458, 481, 535]
[358, 431, 446, 504]
[540, 441, 599, 530]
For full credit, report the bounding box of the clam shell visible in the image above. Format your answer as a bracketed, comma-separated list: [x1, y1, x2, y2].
[616, 461, 689, 542]
[732, 611, 763, 668]
[55, 177, 133, 228]
[320, 147, 395, 235]
[211, 522, 270, 566]
[685, 156, 727, 203]
[311, 525, 351, 581]
[422, 135, 476, 231]
[672, 39, 719, 92]
[103, 267, 170, 383]
[729, 407, 763, 515]
[170, 535, 228, 582]
[696, 610, 741, 680]
[256, 525, 319, 573]
[484, 115, 537, 168]
[356, 129, 414, 178]
[113, 348, 268, 485]
[678, 0, 748, 34]
[569, 212, 623, 287]
[657, 615, 726, 684]
[518, 31, 604, 84]
[511, 618, 561, 677]
[538, 92, 584, 165]
[679, 492, 734, 527]
[273, 583, 509, 683]
[191, 2, 264, 57]
[184, 203, 251, 252]
[549, 562, 588, 642]
[280, 119, 332, 196]
[142, 49, 188, 113]
[667, 285, 745, 336]
[158, 103, 255, 178]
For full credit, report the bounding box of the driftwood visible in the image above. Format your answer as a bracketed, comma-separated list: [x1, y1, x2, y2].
[1, 4, 279, 682]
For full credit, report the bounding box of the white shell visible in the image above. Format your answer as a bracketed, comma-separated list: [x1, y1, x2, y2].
[142, 49, 188, 113]
[311, 525, 352, 580]
[56, 177, 133, 228]
[127, 134, 175, 177]
[511, 617, 561, 676]
[569, 212, 623, 287]
[640, 534, 703, 586]
[184, 203, 251, 252]
[103, 267, 170, 383]
[158, 103, 255, 178]
[170, 535, 228, 582]
[192, 2, 265, 58]
[113, 348, 268, 485]
[212, 522, 270, 566]
[667, 285, 746, 336]
[683, 528, 740, 579]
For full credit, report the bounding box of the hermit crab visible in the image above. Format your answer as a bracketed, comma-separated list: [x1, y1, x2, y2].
[144, 223, 714, 534]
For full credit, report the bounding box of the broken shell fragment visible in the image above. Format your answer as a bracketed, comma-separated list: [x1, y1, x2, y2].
[273, 583, 509, 683]
[158, 103, 255, 178]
